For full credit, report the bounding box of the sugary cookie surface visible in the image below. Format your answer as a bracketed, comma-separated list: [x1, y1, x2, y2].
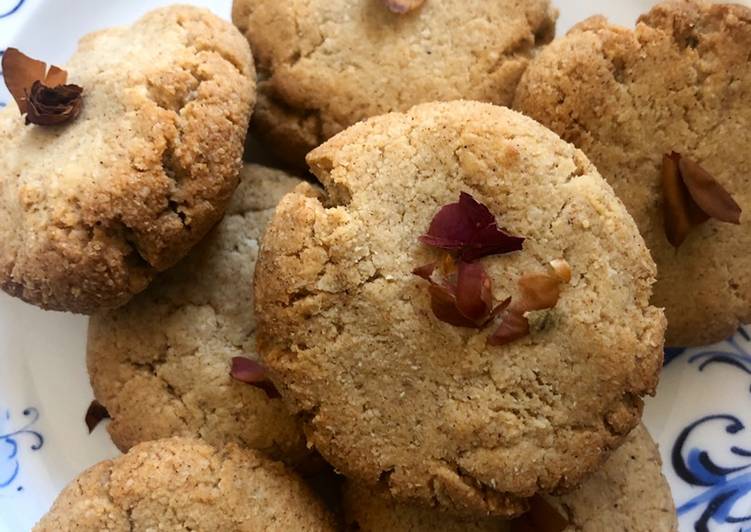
[34, 438, 336, 531]
[254, 100, 665, 516]
[0, 5, 255, 313]
[515, 0, 751, 346]
[233, 0, 557, 167]
[87, 165, 309, 464]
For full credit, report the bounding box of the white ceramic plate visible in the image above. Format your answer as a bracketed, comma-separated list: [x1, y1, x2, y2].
[1, 1, 750, 531]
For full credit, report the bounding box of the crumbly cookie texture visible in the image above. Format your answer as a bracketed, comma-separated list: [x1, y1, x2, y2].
[232, 0, 557, 168]
[514, 0, 751, 346]
[34, 438, 336, 532]
[87, 165, 309, 464]
[254, 101, 665, 516]
[0, 5, 255, 314]
[343, 424, 677, 532]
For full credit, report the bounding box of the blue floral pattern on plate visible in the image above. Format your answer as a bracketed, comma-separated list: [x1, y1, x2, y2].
[671, 328, 751, 531]
[0, 0, 24, 19]
[0, 407, 43, 492]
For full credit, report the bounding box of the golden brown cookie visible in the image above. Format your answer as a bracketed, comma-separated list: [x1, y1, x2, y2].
[34, 438, 336, 532]
[0, 6, 255, 313]
[254, 101, 665, 517]
[342, 424, 677, 532]
[87, 164, 309, 465]
[232, 0, 557, 168]
[514, 0, 751, 346]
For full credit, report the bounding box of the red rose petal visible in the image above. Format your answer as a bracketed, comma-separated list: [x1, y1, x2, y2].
[427, 282, 478, 328]
[419, 192, 524, 261]
[488, 308, 530, 346]
[230, 357, 281, 399]
[455, 261, 493, 323]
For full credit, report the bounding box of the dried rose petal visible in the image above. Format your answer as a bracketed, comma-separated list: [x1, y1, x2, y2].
[2, 48, 46, 113]
[549, 259, 572, 283]
[1, 47, 82, 126]
[510, 496, 569, 532]
[516, 273, 562, 312]
[383, 0, 425, 13]
[26, 81, 83, 126]
[489, 259, 571, 346]
[230, 356, 281, 399]
[662, 152, 741, 248]
[487, 308, 529, 346]
[455, 261, 494, 323]
[662, 153, 707, 247]
[679, 156, 741, 224]
[85, 400, 110, 434]
[414, 257, 510, 328]
[427, 282, 478, 328]
[419, 192, 524, 261]
[414, 259, 484, 328]
[412, 262, 437, 280]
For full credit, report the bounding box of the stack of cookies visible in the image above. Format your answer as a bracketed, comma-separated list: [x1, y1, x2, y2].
[0, 0, 745, 530]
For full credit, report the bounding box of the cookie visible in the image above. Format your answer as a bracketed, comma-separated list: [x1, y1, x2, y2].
[0, 6, 255, 313]
[87, 164, 309, 464]
[342, 424, 677, 532]
[34, 438, 335, 531]
[254, 101, 665, 516]
[514, 0, 751, 346]
[232, 0, 557, 168]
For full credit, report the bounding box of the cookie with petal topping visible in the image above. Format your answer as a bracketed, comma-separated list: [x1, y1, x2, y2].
[0, 5, 255, 313]
[342, 424, 677, 532]
[232, 0, 557, 168]
[514, 0, 751, 346]
[87, 164, 309, 465]
[34, 438, 335, 532]
[254, 100, 665, 517]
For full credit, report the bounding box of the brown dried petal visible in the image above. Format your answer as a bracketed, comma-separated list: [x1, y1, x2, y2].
[488, 308, 529, 346]
[85, 400, 110, 434]
[44, 65, 68, 87]
[516, 273, 561, 312]
[549, 259, 571, 283]
[2, 48, 46, 113]
[25, 81, 83, 126]
[679, 156, 742, 224]
[230, 356, 281, 399]
[662, 153, 708, 247]
[510, 496, 569, 532]
[662, 152, 742, 248]
[383, 0, 425, 13]
[412, 262, 437, 280]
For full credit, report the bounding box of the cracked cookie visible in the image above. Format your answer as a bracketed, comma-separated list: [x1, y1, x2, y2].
[514, 0, 751, 346]
[231, 0, 557, 169]
[0, 6, 255, 313]
[342, 424, 678, 532]
[254, 101, 666, 517]
[34, 438, 336, 532]
[87, 164, 309, 465]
